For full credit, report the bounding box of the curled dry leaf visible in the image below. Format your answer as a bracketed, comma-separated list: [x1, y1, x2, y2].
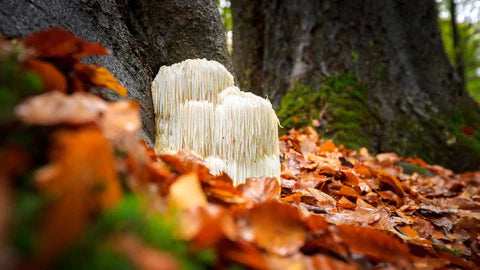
[243, 201, 306, 256]
[375, 170, 405, 201]
[238, 176, 281, 203]
[73, 62, 127, 97]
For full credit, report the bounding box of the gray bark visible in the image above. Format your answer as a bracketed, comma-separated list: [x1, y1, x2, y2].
[232, 0, 480, 171]
[0, 0, 231, 145]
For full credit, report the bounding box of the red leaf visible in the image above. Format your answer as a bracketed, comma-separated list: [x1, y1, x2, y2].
[461, 125, 475, 136]
[23, 27, 108, 58]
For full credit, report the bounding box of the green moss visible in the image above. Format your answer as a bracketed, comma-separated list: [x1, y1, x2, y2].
[383, 105, 480, 171]
[276, 73, 480, 171]
[277, 73, 380, 150]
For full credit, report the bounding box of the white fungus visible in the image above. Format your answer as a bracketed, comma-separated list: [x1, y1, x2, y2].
[151, 59, 280, 185]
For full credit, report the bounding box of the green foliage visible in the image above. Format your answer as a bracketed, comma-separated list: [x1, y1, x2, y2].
[0, 44, 42, 124]
[57, 195, 214, 270]
[216, 0, 232, 33]
[216, 0, 232, 53]
[277, 73, 380, 150]
[11, 190, 49, 256]
[395, 162, 434, 176]
[438, 16, 480, 103]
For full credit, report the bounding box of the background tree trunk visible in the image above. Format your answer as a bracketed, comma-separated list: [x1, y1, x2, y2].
[0, 0, 231, 145]
[232, 0, 480, 171]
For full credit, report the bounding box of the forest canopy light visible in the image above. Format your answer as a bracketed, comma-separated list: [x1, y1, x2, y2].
[151, 59, 280, 185]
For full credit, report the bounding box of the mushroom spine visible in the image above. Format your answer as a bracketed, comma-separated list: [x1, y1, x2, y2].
[152, 59, 280, 185]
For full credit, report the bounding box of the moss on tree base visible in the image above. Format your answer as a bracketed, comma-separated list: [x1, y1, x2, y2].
[277, 73, 480, 172]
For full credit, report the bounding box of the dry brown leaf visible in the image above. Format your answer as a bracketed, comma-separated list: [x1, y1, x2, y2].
[73, 62, 127, 97]
[337, 197, 356, 209]
[336, 224, 412, 267]
[23, 27, 108, 58]
[337, 185, 359, 199]
[244, 201, 306, 256]
[238, 177, 281, 203]
[318, 141, 336, 153]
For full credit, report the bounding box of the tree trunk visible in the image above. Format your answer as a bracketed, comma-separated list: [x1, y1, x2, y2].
[232, 0, 480, 171]
[0, 0, 231, 145]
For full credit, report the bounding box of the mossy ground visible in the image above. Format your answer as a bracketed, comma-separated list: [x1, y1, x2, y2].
[276, 73, 480, 171]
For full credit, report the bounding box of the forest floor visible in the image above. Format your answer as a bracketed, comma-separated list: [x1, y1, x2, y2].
[1, 28, 480, 270]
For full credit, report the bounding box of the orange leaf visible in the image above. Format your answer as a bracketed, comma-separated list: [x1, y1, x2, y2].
[73, 62, 127, 97]
[398, 225, 419, 239]
[238, 177, 281, 203]
[337, 185, 359, 199]
[245, 201, 306, 256]
[23, 59, 67, 92]
[337, 196, 356, 209]
[342, 171, 359, 186]
[35, 128, 122, 260]
[319, 141, 336, 153]
[23, 27, 108, 58]
[375, 170, 405, 199]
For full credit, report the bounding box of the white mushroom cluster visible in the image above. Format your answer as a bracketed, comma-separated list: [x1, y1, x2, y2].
[152, 59, 280, 185]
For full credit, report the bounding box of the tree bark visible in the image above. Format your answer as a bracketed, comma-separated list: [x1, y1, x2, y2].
[0, 0, 231, 145]
[232, 0, 480, 171]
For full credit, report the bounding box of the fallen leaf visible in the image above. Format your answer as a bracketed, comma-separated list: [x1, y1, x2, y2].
[336, 224, 412, 267]
[73, 62, 127, 96]
[337, 197, 356, 209]
[318, 141, 336, 153]
[23, 27, 108, 58]
[238, 177, 281, 203]
[337, 185, 359, 199]
[243, 201, 306, 256]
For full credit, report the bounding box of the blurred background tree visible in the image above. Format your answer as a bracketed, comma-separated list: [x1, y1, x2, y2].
[437, 0, 480, 103]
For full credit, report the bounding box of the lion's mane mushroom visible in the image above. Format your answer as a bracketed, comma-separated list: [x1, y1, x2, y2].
[151, 59, 280, 185]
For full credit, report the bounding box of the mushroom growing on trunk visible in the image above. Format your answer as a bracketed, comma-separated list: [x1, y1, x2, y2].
[151, 59, 280, 185]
